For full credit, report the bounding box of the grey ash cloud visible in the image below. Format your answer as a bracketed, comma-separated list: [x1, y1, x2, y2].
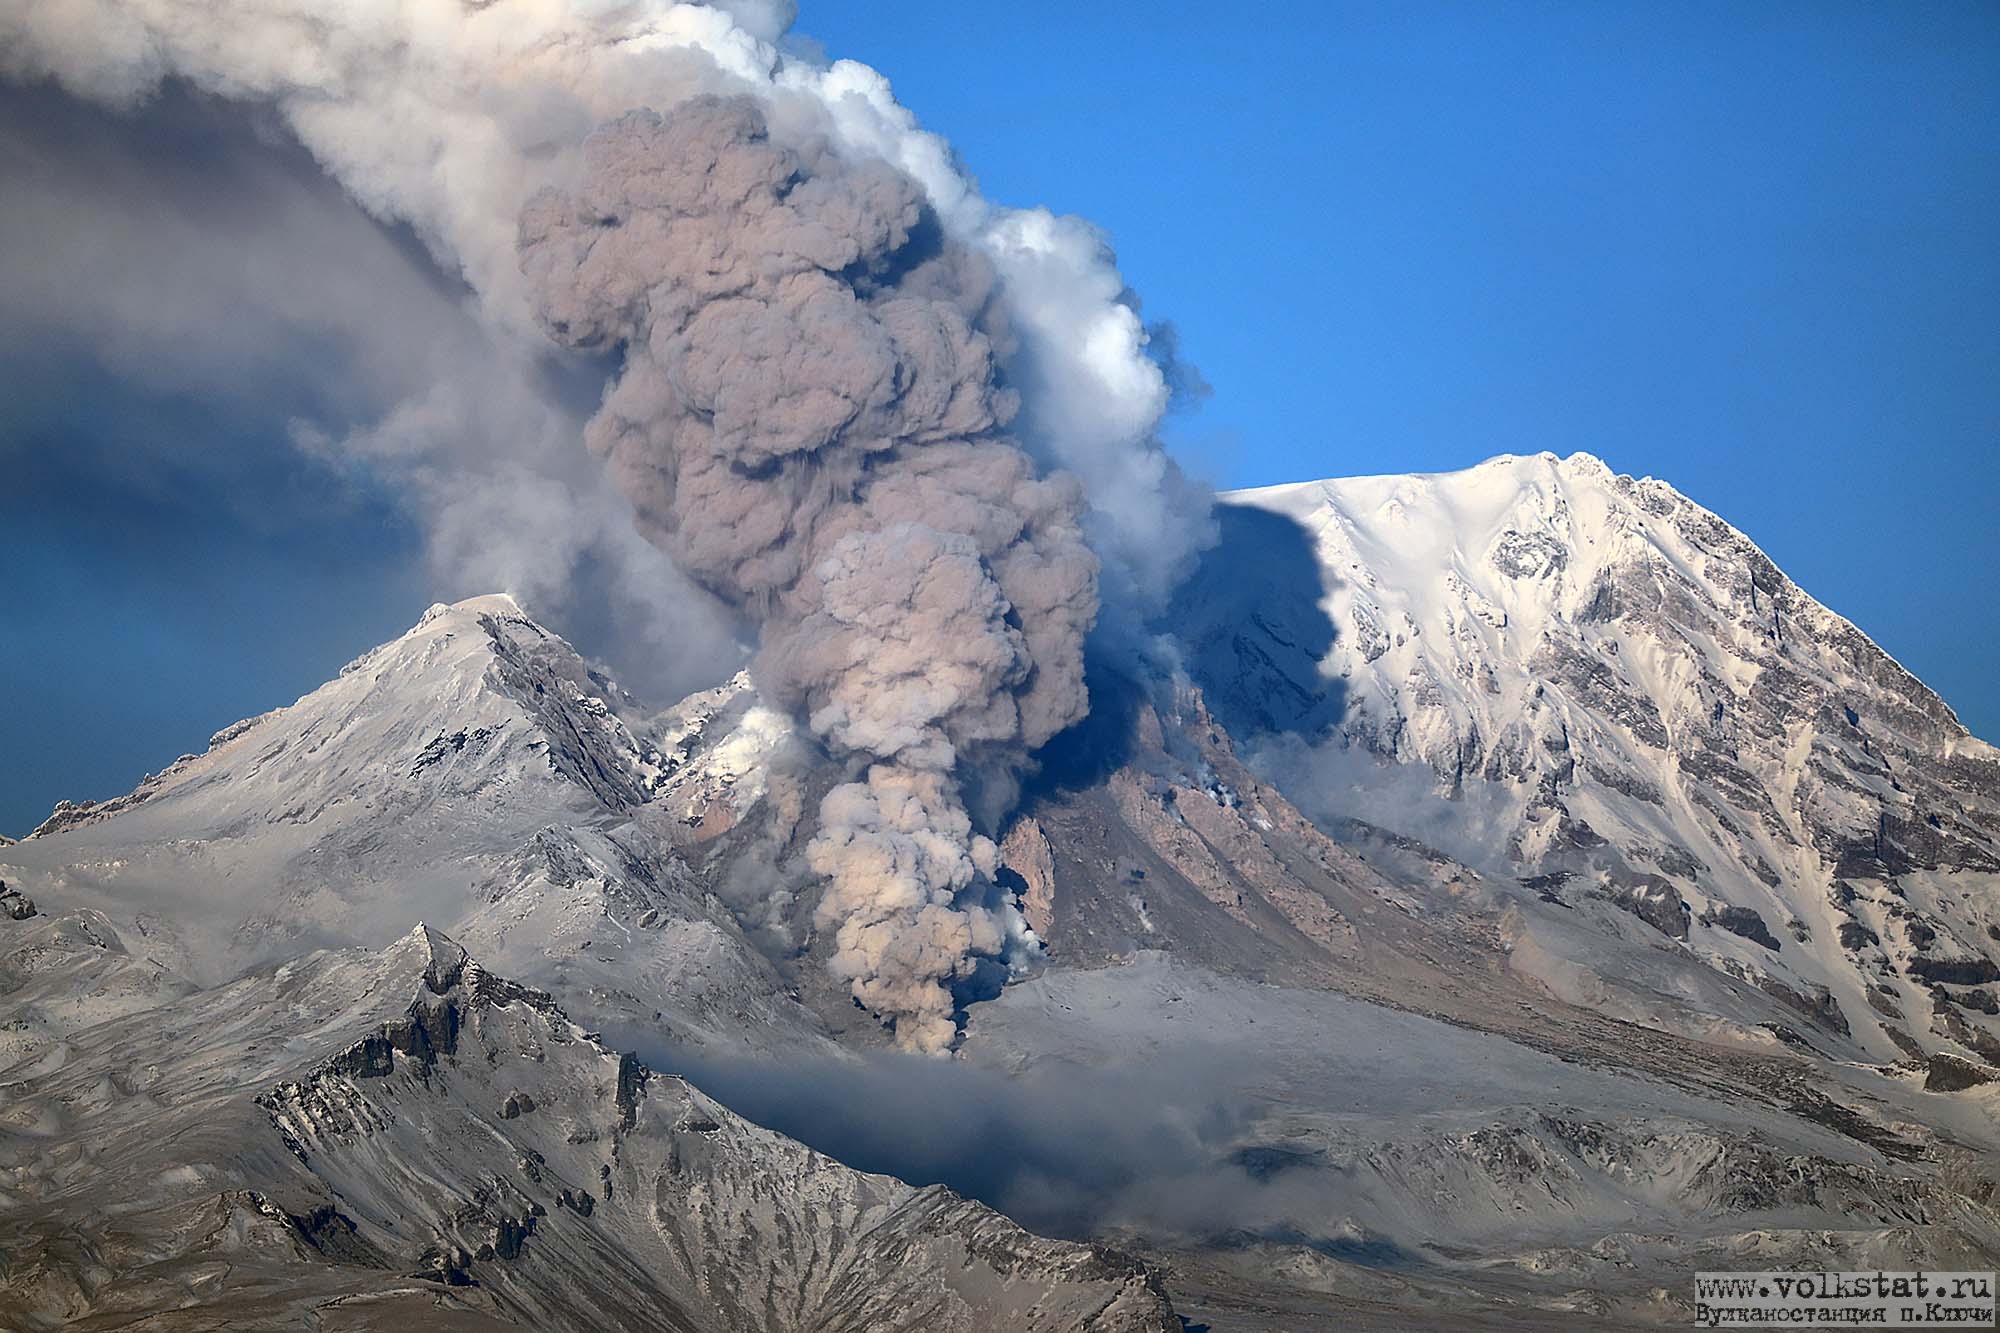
[521, 97, 1101, 1050]
[2, 2, 1216, 1048]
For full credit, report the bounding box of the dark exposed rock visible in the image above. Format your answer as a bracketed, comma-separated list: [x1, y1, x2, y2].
[1577, 570, 1621, 623]
[1229, 1145, 1322, 1182]
[1881, 1025, 1930, 1061]
[1780, 1086, 1922, 1161]
[1584, 759, 1664, 805]
[490, 1212, 535, 1261]
[326, 1035, 399, 1079]
[1651, 844, 1708, 881]
[1739, 970, 1851, 1037]
[1601, 875, 1690, 940]
[283, 1201, 385, 1267]
[1703, 905, 1780, 952]
[1679, 747, 1789, 843]
[1926, 1053, 1999, 1092]
[1839, 921, 1880, 951]
[1528, 641, 1670, 749]
[1490, 530, 1568, 579]
[411, 726, 501, 777]
[614, 1054, 648, 1132]
[1757, 1023, 1819, 1053]
[416, 1243, 478, 1286]
[1908, 955, 2000, 987]
[1956, 988, 2000, 1017]
[380, 997, 462, 1070]
[1558, 812, 1608, 850]
[1934, 1004, 2000, 1067]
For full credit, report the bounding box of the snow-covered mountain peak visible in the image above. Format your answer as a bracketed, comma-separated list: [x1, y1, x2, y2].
[389, 918, 472, 990]
[421, 590, 525, 621]
[0, 596, 737, 986]
[1217, 451, 1974, 750]
[1, 589, 830, 1051]
[1190, 453, 2000, 1068]
[31, 592, 661, 845]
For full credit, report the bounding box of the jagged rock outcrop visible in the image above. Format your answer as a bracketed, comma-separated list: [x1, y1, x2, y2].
[0, 922, 1177, 1331]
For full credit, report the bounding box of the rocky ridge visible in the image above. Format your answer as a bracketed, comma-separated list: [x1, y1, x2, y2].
[0, 916, 1176, 1330]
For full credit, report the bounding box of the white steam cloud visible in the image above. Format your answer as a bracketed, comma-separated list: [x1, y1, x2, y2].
[0, 0, 1212, 1049]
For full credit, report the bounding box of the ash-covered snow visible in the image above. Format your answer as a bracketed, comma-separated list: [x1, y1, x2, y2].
[0, 595, 821, 1054]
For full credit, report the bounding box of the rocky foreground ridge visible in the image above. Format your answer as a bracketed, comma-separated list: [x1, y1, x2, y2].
[0, 916, 1175, 1330]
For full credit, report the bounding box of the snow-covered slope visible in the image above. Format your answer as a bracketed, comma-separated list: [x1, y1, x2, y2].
[1186, 451, 2000, 1066]
[0, 594, 817, 1052]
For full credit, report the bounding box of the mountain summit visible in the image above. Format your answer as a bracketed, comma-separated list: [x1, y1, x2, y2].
[1185, 451, 2000, 1066]
[4, 593, 820, 1051]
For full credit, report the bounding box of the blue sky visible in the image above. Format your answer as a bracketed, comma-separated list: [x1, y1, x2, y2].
[2, 1, 1996, 834]
[806, 1, 1999, 703]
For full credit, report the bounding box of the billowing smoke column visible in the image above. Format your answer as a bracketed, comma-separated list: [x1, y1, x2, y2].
[520, 98, 1096, 1050]
[1, 0, 1216, 1047]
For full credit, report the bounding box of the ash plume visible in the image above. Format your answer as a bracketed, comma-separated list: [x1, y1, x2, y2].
[521, 98, 1097, 1049]
[2, 1, 1215, 1046]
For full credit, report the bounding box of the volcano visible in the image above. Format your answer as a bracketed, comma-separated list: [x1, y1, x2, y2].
[5, 456, 1998, 1329]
